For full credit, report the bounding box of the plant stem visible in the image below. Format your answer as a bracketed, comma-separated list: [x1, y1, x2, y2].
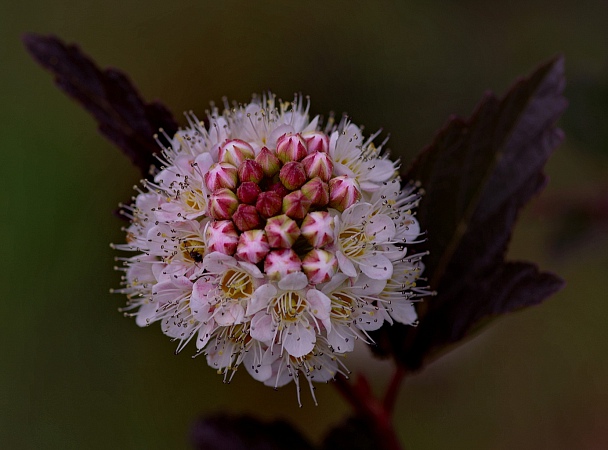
[333, 367, 405, 450]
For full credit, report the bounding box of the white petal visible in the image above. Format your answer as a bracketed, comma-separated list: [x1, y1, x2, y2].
[247, 283, 277, 315]
[278, 272, 308, 291]
[327, 324, 355, 353]
[337, 251, 358, 277]
[282, 324, 316, 358]
[203, 252, 235, 273]
[135, 302, 159, 327]
[196, 321, 216, 350]
[250, 312, 274, 343]
[307, 289, 331, 327]
[390, 301, 418, 325]
[359, 254, 393, 280]
[365, 214, 395, 243]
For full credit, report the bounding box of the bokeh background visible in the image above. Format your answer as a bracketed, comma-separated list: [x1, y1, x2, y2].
[2, 1, 607, 448]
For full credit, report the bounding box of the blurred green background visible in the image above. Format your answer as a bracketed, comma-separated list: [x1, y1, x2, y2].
[2, 1, 607, 448]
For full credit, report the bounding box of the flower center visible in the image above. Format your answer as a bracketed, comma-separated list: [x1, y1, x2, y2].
[219, 269, 254, 299]
[273, 291, 306, 323]
[339, 227, 370, 258]
[179, 238, 205, 263]
[181, 187, 206, 213]
[330, 292, 358, 321]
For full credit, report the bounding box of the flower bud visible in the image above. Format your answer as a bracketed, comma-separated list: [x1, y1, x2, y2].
[219, 139, 255, 166]
[205, 220, 239, 255]
[300, 211, 334, 248]
[302, 130, 329, 153]
[276, 133, 307, 163]
[237, 181, 261, 204]
[208, 188, 239, 220]
[301, 177, 329, 207]
[237, 159, 264, 184]
[282, 190, 312, 220]
[255, 191, 283, 218]
[204, 162, 238, 191]
[328, 175, 361, 212]
[255, 147, 281, 177]
[266, 181, 290, 198]
[264, 214, 300, 248]
[232, 204, 262, 232]
[279, 161, 306, 190]
[302, 249, 338, 284]
[236, 229, 270, 264]
[264, 249, 302, 280]
[301, 151, 333, 182]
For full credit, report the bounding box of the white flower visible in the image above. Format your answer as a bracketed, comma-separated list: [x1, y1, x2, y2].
[113, 93, 429, 403]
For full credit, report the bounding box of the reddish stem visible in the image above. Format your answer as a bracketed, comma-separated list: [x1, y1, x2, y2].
[334, 369, 405, 450]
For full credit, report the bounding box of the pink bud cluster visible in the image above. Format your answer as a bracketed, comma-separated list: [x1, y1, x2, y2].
[198, 132, 359, 284]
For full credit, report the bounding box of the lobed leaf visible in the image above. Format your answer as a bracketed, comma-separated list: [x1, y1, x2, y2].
[190, 414, 314, 450]
[23, 34, 178, 175]
[371, 56, 567, 370]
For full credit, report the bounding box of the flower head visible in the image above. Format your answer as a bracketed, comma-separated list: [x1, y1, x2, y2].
[113, 93, 428, 403]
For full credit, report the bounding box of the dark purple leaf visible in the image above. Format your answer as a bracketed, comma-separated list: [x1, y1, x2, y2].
[190, 414, 314, 450]
[23, 34, 178, 175]
[322, 416, 377, 450]
[371, 56, 567, 370]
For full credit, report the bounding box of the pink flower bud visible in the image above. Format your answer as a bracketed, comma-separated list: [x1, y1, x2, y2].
[264, 249, 302, 280]
[255, 191, 283, 218]
[237, 181, 261, 204]
[266, 181, 290, 198]
[236, 229, 270, 264]
[264, 214, 301, 248]
[301, 177, 329, 207]
[275, 133, 307, 163]
[328, 175, 361, 212]
[206, 220, 239, 255]
[208, 188, 239, 220]
[255, 147, 281, 177]
[302, 249, 338, 284]
[279, 161, 307, 190]
[237, 159, 264, 184]
[204, 162, 238, 191]
[282, 190, 312, 220]
[300, 211, 334, 248]
[301, 151, 333, 182]
[232, 204, 262, 232]
[302, 130, 329, 153]
[219, 139, 255, 166]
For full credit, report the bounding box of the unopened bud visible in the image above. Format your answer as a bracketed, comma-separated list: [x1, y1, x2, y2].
[302, 249, 338, 284]
[205, 220, 239, 255]
[279, 161, 306, 190]
[219, 139, 255, 166]
[276, 133, 307, 163]
[264, 214, 300, 248]
[232, 204, 262, 232]
[204, 162, 238, 191]
[255, 147, 281, 177]
[236, 229, 270, 264]
[302, 130, 329, 153]
[328, 175, 361, 212]
[255, 191, 283, 218]
[237, 181, 262, 204]
[300, 211, 334, 248]
[208, 188, 239, 220]
[264, 249, 302, 280]
[282, 190, 312, 220]
[301, 177, 329, 206]
[266, 181, 290, 198]
[301, 151, 333, 182]
[237, 159, 264, 184]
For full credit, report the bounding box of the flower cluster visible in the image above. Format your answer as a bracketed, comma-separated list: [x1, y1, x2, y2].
[113, 94, 428, 404]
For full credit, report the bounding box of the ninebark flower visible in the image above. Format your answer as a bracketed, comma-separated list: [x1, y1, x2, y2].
[113, 93, 427, 402]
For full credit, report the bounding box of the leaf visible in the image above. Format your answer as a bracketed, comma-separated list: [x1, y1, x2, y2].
[371, 56, 567, 370]
[190, 414, 314, 450]
[321, 416, 378, 450]
[22, 34, 178, 176]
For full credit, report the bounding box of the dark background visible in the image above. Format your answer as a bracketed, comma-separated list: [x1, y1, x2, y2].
[2, 1, 607, 448]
